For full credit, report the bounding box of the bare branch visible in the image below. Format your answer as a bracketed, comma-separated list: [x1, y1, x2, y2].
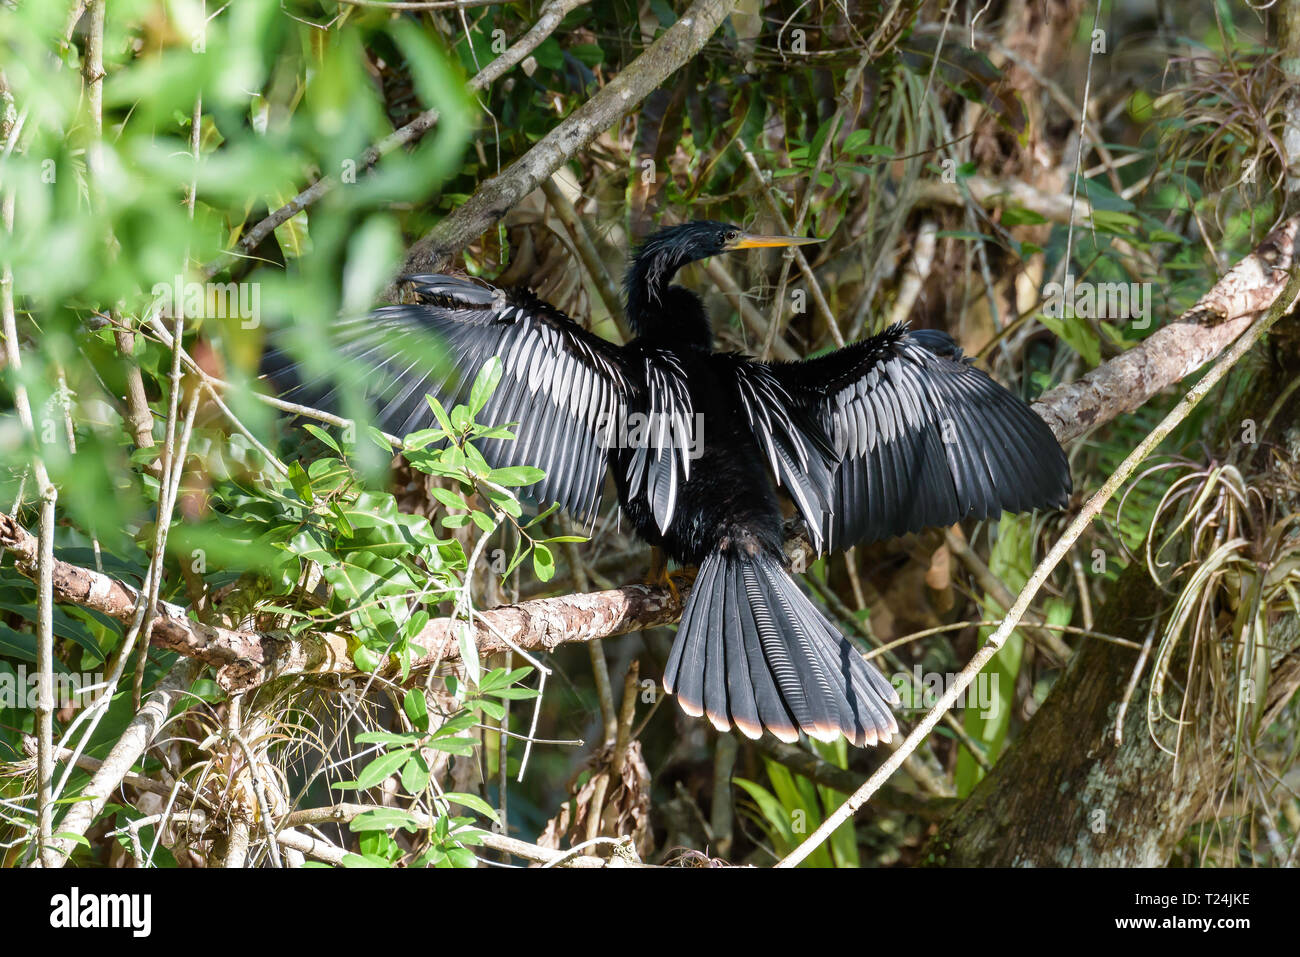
[912, 173, 1093, 226]
[278, 803, 646, 866]
[43, 658, 203, 866]
[400, 0, 738, 278]
[1032, 215, 1300, 444]
[202, 0, 591, 281]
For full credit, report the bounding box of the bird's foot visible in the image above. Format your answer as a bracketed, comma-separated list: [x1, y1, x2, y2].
[646, 548, 697, 603]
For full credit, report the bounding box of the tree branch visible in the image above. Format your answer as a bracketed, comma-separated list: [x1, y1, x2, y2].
[399, 0, 738, 278]
[43, 658, 203, 866]
[1031, 215, 1300, 444]
[0, 511, 682, 692]
[201, 0, 591, 280]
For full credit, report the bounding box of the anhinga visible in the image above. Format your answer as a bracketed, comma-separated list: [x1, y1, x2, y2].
[269, 221, 1071, 747]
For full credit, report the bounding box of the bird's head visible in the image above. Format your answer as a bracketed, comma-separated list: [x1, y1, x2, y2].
[626, 220, 820, 342]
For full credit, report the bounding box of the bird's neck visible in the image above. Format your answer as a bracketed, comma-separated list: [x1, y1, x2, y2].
[625, 256, 713, 350]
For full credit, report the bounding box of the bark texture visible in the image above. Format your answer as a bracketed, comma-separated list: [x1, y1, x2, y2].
[1031, 216, 1299, 444]
[400, 0, 738, 277]
[927, 348, 1300, 867]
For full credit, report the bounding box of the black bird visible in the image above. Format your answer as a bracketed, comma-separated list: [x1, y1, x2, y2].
[267, 221, 1071, 746]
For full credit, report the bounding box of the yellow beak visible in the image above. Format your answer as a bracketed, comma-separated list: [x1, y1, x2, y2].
[725, 233, 822, 250]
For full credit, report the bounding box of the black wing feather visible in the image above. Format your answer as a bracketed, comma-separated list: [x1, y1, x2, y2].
[767, 323, 1070, 551]
[263, 274, 633, 526]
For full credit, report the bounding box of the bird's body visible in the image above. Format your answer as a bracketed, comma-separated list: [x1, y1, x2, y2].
[265, 220, 1071, 747]
[611, 346, 785, 564]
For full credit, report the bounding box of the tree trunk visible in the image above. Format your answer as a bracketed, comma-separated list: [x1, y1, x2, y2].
[926, 351, 1300, 866]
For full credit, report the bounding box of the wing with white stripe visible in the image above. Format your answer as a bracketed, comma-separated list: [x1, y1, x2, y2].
[267, 274, 633, 526]
[625, 348, 695, 534]
[766, 324, 1071, 550]
[721, 355, 838, 552]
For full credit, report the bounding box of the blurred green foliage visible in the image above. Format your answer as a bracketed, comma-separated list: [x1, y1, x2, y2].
[0, 0, 1295, 868]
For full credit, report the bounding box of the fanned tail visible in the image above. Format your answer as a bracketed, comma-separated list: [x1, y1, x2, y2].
[663, 544, 900, 747]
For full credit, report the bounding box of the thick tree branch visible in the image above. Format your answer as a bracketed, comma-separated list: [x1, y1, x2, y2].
[0, 512, 682, 692]
[399, 0, 738, 277]
[1031, 215, 1300, 444]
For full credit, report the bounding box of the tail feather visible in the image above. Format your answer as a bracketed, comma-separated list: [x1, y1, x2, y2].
[668, 545, 898, 747]
[664, 557, 713, 717]
[741, 561, 816, 734]
[735, 587, 800, 742]
[751, 566, 841, 743]
[702, 556, 730, 732]
[720, 563, 763, 739]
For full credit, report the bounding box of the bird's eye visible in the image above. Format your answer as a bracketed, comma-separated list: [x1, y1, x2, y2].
[725, 229, 739, 242]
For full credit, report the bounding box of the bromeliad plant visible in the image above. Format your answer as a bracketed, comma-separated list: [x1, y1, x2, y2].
[1131, 458, 1300, 756]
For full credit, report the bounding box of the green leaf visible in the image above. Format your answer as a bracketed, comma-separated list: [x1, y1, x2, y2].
[403, 428, 447, 451]
[1037, 312, 1102, 367]
[842, 130, 891, 156]
[468, 356, 503, 415]
[443, 791, 500, 823]
[403, 689, 429, 732]
[287, 460, 314, 504]
[52, 831, 92, 849]
[455, 621, 480, 686]
[430, 487, 470, 511]
[532, 543, 555, 582]
[1000, 206, 1048, 227]
[488, 465, 545, 487]
[424, 736, 476, 756]
[355, 730, 424, 746]
[349, 808, 422, 833]
[435, 712, 478, 737]
[353, 645, 381, 673]
[425, 393, 456, 436]
[356, 748, 412, 790]
[303, 424, 342, 454]
[401, 753, 432, 793]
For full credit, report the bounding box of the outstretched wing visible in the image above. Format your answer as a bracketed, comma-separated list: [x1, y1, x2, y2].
[719, 355, 839, 552]
[264, 274, 633, 526]
[766, 324, 1070, 551]
[625, 347, 696, 535]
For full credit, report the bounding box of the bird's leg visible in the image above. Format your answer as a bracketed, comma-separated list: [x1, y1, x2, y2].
[646, 547, 697, 603]
[648, 545, 669, 586]
[668, 565, 698, 597]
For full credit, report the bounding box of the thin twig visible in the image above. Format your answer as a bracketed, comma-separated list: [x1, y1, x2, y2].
[776, 266, 1300, 868]
[202, 0, 591, 280]
[2, 185, 57, 867]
